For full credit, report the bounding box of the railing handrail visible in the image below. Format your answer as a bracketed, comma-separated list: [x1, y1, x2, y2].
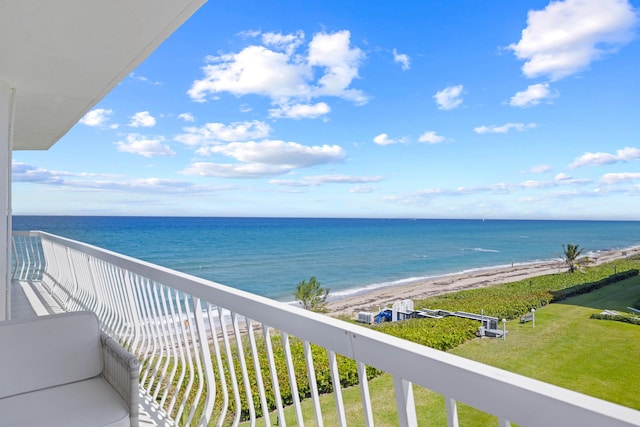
[11, 230, 640, 427]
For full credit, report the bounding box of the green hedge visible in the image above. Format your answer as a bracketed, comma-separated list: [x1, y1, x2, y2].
[590, 313, 640, 326]
[551, 270, 639, 302]
[413, 262, 640, 321]
[374, 317, 478, 350]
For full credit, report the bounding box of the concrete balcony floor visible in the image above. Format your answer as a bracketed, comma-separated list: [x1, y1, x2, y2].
[9, 280, 168, 427]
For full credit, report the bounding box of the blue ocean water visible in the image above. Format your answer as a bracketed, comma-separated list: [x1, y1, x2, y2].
[12, 216, 640, 302]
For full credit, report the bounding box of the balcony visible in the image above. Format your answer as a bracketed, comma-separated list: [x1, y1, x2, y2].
[8, 230, 640, 427]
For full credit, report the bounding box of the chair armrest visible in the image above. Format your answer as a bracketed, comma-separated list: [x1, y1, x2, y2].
[101, 332, 140, 427]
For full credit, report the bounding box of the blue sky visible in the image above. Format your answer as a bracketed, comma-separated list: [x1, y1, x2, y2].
[12, 0, 640, 219]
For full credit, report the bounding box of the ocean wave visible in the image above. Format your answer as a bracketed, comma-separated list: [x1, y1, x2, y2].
[328, 276, 428, 300]
[325, 258, 558, 303]
[461, 247, 500, 253]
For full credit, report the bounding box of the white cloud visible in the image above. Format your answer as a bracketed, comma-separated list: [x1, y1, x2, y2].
[116, 134, 175, 157]
[508, 0, 638, 80]
[129, 72, 161, 85]
[392, 49, 410, 70]
[182, 162, 293, 178]
[569, 147, 640, 168]
[373, 133, 406, 146]
[433, 85, 464, 110]
[178, 113, 195, 122]
[529, 164, 552, 174]
[307, 30, 367, 103]
[79, 108, 113, 127]
[183, 140, 346, 178]
[13, 162, 222, 194]
[510, 83, 557, 107]
[175, 120, 271, 146]
[238, 29, 262, 39]
[269, 102, 331, 119]
[474, 122, 537, 134]
[13, 162, 72, 184]
[350, 186, 376, 193]
[389, 173, 595, 206]
[128, 111, 156, 128]
[206, 140, 345, 166]
[418, 131, 445, 144]
[270, 174, 384, 187]
[600, 172, 640, 184]
[188, 45, 309, 102]
[520, 179, 556, 189]
[261, 30, 305, 55]
[188, 30, 367, 110]
[519, 176, 591, 188]
[554, 173, 572, 181]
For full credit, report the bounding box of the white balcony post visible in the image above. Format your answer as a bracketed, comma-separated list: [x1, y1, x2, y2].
[393, 377, 417, 427]
[0, 83, 15, 321]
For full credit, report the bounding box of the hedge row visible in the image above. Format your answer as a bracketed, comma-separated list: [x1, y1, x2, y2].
[551, 269, 639, 302]
[590, 313, 640, 326]
[413, 260, 640, 321]
[374, 317, 478, 350]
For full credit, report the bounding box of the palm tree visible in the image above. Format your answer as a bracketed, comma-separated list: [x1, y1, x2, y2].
[561, 243, 591, 273]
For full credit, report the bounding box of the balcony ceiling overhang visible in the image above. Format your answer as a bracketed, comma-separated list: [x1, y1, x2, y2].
[0, 0, 206, 150]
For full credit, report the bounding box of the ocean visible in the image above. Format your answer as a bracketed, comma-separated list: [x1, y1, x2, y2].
[11, 216, 640, 302]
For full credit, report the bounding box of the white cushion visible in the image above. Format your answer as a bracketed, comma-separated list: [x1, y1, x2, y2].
[0, 311, 103, 398]
[0, 377, 130, 427]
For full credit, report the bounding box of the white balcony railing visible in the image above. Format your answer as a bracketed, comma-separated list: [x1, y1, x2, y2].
[10, 230, 640, 427]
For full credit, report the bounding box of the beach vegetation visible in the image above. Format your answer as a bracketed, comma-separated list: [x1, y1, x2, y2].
[176, 257, 640, 425]
[374, 317, 477, 350]
[561, 243, 592, 273]
[294, 276, 330, 312]
[413, 259, 639, 320]
[551, 269, 638, 302]
[267, 271, 640, 425]
[590, 312, 640, 326]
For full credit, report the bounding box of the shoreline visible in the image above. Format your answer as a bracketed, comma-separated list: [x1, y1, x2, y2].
[326, 246, 640, 317]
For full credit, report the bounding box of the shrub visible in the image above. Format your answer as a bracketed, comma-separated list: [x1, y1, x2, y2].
[551, 270, 639, 302]
[590, 313, 640, 326]
[294, 276, 330, 313]
[374, 317, 478, 351]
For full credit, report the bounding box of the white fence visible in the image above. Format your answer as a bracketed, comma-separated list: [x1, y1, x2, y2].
[11, 230, 640, 427]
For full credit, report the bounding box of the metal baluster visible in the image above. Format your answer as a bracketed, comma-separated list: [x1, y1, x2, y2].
[303, 340, 323, 427]
[246, 318, 271, 427]
[218, 307, 243, 427]
[282, 332, 304, 426]
[328, 350, 347, 427]
[357, 361, 374, 427]
[231, 312, 256, 425]
[263, 325, 286, 426]
[445, 397, 459, 427]
[393, 377, 417, 427]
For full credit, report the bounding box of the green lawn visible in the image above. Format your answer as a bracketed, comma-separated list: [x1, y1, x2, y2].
[254, 276, 640, 426]
[450, 276, 640, 410]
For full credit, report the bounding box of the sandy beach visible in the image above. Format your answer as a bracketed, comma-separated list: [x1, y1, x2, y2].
[327, 246, 640, 317]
